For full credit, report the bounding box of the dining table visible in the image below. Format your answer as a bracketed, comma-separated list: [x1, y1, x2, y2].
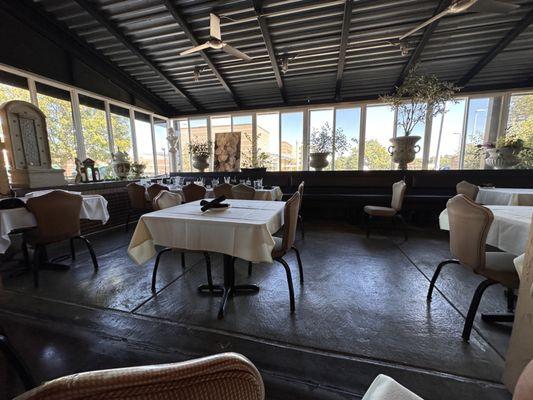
[128, 199, 285, 318]
[476, 187, 533, 206]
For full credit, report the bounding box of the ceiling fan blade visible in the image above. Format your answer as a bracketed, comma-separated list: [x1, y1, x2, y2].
[180, 42, 211, 56]
[210, 13, 222, 40]
[399, 9, 450, 40]
[467, 0, 520, 13]
[222, 44, 252, 61]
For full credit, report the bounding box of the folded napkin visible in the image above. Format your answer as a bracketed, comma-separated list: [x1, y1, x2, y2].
[200, 196, 229, 212]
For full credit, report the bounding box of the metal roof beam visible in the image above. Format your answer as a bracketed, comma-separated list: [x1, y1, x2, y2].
[457, 6, 533, 88]
[335, 0, 354, 101]
[72, 0, 201, 110]
[160, 0, 241, 108]
[251, 0, 288, 103]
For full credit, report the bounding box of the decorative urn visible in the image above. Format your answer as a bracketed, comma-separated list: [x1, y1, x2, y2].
[485, 147, 521, 169]
[309, 152, 330, 171]
[111, 150, 131, 179]
[192, 154, 209, 172]
[388, 136, 421, 170]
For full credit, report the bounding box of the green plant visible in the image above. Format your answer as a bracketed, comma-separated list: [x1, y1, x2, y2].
[496, 132, 524, 149]
[310, 122, 350, 153]
[380, 69, 458, 136]
[189, 140, 211, 158]
[131, 162, 146, 177]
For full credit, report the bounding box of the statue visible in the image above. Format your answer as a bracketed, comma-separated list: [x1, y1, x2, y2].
[167, 127, 178, 172]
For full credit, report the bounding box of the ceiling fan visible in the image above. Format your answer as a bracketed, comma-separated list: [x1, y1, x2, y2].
[180, 13, 252, 62]
[399, 0, 520, 40]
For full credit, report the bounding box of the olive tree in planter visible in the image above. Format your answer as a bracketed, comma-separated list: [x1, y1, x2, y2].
[381, 70, 458, 170]
[189, 141, 211, 172]
[309, 122, 350, 171]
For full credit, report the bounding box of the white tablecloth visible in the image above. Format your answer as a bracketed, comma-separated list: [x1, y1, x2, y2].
[477, 188, 533, 206]
[168, 186, 283, 201]
[128, 199, 285, 265]
[439, 206, 532, 256]
[0, 194, 109, 253]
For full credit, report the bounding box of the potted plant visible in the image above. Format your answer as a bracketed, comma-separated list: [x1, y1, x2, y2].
[381, 70, 458, 170]
[240, 131, 270, 173]
[482, 132, 524, 169]
[189, 140, 211, 172]
[131, 162, 146, 179]
[309, 122, 349, 171]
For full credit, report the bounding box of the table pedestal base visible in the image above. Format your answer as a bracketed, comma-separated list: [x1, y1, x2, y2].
[197, 254, 259, 319]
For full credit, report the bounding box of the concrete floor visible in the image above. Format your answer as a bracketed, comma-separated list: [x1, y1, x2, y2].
[0, 221, 513, 399]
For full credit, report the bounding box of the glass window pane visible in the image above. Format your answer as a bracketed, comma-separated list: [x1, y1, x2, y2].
[334, 108, 360, 170]
[188, 118, 209, 171]
[364, 105, 395, 170]
[36, 83, 77, 180]
[79, 94, 110, 175]
[396, 104, 425, 170]
[154, 118, 168, 175]
[507, 93, 533, 169]
[463, 98, 491, 169]
[110, 104, 133, 161]
[428, 99, 466, 170]
[309, 109, 334, 171]
[177, 119, 191, 172]
[233, 115, 253, 168]
[0, 71, 30, 107]
[134, 111, 154, 176]
[257, 113, 279, 171]
[281, 112, 303, 171]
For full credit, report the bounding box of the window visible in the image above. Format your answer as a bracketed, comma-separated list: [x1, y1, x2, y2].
[257, 113, 280, 171]
[281, 112, 303, 171]
[309, 109, 334, 170]
[364, 105, 395, 170]
[177, 119, 191, 172]
[154, 118, 168, 175]
[36, 83, 77, 179]
[79, 95, 110, 176]
[428, 99, 466, 170]
[463, 98, 491, 169]
[135, 111, 155, 176]
[110, 104, 133, 160]
[233, 115, 253, 168]
[396, 103, 426, 170]
[507, 93, 533, 169]
[0, 71, 30, 105]
[334, 107, 360, 170]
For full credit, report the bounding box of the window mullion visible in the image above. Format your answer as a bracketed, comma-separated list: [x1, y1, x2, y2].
[129, 109, 138, 163]
[358, 105, 366, 170]
[70, 90, 86, 161]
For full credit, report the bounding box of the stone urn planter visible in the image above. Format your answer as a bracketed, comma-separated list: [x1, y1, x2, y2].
[192, 154, 209, 172]
[131, 163, 146, 179]
[309, 152, 330, 171]
[111, 150, 130, 180]
[388, 136, 421, 170]
[485, 147, 520, 169]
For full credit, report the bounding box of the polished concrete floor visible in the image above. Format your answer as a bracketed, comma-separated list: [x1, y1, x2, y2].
[0, 221, 513, 399]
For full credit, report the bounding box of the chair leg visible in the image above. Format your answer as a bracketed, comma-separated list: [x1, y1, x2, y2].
[396, 214, 408, 241]
[181, 252, 186, 268]
[204, 252, 214, 289]
[427, 259, 460, 300]
[462, 279, 497, 342]
[70, 238, 76, 261]
[366, 214, 372, 239]
[75, 236, 98, 271]
[298, 214, 304, 240]
[0, 331, 36, 390]
[506, 288, 516, 313]
[21, 238, 29, 268]
[275, 257, 295, 313]
[32, 245, 41, 288]
[151, 247, 173, 292]
[248, 261, 253, 277]
[291, 246, 304, 284]
[125, 212, 130, 232]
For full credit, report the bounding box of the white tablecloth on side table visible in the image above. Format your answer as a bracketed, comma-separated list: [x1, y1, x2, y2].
[439, 206, 532, 256]
[0, 194, 109, 253]
[128, 199, 285, 265]
[476, 188, 533, 206]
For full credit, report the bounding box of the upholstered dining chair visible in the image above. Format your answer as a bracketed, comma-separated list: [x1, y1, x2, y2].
[146, 183, 169, 202]
[182, 183, 207, 202]
[297, 181, 305, 239]
[456, 180, 479, 201]
[514, 360, 533, 400]
[363, 180, 408, 240]
[427, 194, 520, 341]
[13, 353, 265, 400]
[232, 183, 255, 200]
[125, 183, 151, 232]
[23, 191, 99, 288]
[213, 182, 234, 199]
[151, 191, 213, 292]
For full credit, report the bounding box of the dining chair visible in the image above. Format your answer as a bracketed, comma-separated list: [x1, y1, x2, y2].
[146, 183, 169, 202]
[427, 194, 520, 341]
[151, 191, 213, 293]
[514, 360, 533, 400]
[213, 182, 234, 199]
[182, 183, 207, 202]
[362, 374, 423, 400]
[125, 183, 151, 232]
[23, 191, 99, 288]
[232, 183, 255, 200]
[297, 181, 305, 239]
[13, 353, 265, 400]
[363, 180, 408, 240]
[0, 326, 36, 392]
[456, 180, 479, 201]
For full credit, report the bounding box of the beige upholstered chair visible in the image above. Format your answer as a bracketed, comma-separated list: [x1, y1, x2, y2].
[362, 374, 423, 400]
[213, 183, 233, 199]
[126, 183, 151, 232]
[427, 194, 520, 341]
[182, 183, 207, 202]
[14, 353, 265, 400]
[152, 190, 182, 210]
[514, 360, 533, 400]
[297, 181, 305, 239]
[146, 183, 169, 202]
[232, 183, 255, 200]
[456, 180, 479, 201]
[363, 180, 408, 240]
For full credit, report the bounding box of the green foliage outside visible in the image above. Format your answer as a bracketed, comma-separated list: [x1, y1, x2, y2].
[363, 140, 391, 170]
[507, 95, 533, 168]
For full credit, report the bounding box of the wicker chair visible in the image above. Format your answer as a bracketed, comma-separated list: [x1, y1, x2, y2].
[146, 183, 169, 202]
[125, 183, 151, 232]
[427, 195, 520, 341]
[232, 183, 255, 200]
[23, 191, 98, 288]
[14, 353, 265, 400]
[213, 183, 233, 199]
[456, 180, 479, 201]
[182, 183, 207, 202]
[363, 180, 408, 240]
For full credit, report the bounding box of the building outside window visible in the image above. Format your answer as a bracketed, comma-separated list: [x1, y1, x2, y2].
[280, 112, 303, 171]
[256, 113, 280, 171]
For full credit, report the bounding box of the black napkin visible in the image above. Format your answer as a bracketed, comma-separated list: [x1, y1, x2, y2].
[0, 198, 26, 210]
[200, 196, 229, 212]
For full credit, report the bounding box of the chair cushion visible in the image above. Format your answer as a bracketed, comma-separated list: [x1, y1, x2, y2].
[364, 205, 397, 217]
[480, 252, 520, 288]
